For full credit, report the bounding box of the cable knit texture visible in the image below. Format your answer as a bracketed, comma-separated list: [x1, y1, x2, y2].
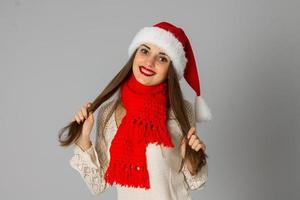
[104, 74, 174, 189]
[69, 95, 208, 199]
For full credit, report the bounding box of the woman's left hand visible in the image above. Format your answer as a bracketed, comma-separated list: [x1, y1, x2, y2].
[181, 127, 206, 158]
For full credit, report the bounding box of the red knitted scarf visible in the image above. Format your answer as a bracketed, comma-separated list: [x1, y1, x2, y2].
[104, 73, 175, 189]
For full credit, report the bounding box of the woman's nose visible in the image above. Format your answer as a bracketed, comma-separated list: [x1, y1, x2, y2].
[146, 55, 156, 68]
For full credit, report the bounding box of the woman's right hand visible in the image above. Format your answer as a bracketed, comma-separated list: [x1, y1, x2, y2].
[74, 102, 94, 138]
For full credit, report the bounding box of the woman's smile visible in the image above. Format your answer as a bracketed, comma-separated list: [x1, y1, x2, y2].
[139, 66, 156, 76]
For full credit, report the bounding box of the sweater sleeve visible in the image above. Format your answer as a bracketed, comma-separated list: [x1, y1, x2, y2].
[69, 104, 111, 195]
[181, 100, 208, 191]
[182, 161, 208, 191]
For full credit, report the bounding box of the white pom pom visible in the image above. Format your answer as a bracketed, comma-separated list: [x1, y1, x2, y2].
[194, 96, 212, 122]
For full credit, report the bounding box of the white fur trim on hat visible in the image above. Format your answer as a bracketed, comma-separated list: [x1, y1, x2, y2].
[195, 95, 212, 122]
[128, 27, 187, 80]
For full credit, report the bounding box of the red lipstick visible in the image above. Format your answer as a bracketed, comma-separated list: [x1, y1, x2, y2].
[139, 66, 156, 76]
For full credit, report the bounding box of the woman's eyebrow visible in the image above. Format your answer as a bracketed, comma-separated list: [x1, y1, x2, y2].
[141, 44, 168, 56]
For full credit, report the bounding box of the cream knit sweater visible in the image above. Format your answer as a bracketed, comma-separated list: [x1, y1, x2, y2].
[69, 98, 208, 199]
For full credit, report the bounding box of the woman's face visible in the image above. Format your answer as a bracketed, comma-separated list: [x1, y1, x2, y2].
[132, 43, 171, 86]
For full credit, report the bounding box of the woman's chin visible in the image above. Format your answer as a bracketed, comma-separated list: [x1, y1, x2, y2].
[136, 75, 155, 86]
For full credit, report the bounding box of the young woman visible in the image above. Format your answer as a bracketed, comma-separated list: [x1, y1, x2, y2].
[58, 21, 212, 200]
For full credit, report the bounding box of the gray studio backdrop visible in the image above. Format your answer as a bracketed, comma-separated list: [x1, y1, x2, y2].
[0, 0, 299, 200]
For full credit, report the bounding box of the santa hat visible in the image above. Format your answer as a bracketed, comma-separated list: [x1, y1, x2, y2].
[128, 21, 212, 122]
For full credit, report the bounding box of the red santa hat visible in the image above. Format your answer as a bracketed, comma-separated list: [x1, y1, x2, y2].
[128, 21, 212, 122]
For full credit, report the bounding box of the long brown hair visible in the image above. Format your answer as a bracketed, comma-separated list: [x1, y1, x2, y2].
[58, 49, 208, 175]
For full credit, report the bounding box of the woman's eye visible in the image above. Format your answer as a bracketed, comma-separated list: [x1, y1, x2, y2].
[140, 49, 148, 54]
[160, 57, 168, 62]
